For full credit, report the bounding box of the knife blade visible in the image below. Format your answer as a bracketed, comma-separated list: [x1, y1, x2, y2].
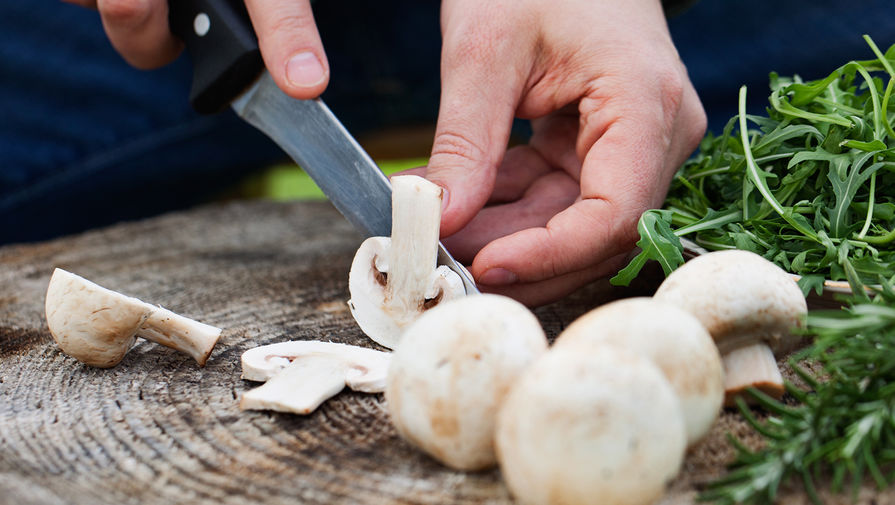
[167, 0, 477, 294]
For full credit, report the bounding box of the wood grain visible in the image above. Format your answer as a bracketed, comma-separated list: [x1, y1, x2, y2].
[0, 200, 891, 505]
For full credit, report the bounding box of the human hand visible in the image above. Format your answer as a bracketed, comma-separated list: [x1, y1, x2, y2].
[425, 0, 707, 306]
[62, 0, 329, 99]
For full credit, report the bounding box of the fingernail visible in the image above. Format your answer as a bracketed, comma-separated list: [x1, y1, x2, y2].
[478, 268, 519, 286]
[286, 51, 326, 88]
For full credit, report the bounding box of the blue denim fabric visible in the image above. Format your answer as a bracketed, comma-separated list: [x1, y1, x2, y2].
[0, 0, 443, 244]
[1, 0, 892, 244]
[668, 0, 895, 134]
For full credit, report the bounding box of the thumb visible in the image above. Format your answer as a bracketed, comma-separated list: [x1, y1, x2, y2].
[425, 37, 524, 237]
[244, 0, 329, 99]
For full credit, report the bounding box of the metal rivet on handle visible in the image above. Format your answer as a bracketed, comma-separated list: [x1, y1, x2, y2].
[193, 13, 211, 37]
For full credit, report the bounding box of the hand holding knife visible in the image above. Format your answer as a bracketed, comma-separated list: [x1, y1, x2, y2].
[166, 0, 477, 295]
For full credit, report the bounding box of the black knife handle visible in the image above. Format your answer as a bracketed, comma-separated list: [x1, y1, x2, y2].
[168, 0, 263, 113]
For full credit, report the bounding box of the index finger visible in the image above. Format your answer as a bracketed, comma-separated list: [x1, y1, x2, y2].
[96, 0, 182, 69]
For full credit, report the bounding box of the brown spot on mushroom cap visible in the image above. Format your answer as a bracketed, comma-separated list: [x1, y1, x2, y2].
[429, 398, 460, 438]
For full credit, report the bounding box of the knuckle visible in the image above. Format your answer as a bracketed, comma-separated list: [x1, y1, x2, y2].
[97, 0, 151, 26]
[656, 66, 686, 116]
[617, 212, 643, 247]
[265, 11, 317, 44]
[685, 97, 709, 145]
[430, 130, 488, 169]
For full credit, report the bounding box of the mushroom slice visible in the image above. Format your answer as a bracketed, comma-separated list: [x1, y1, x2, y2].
[348, 175, 466, 349]
[653, 249, 807, 406]
[45, 268, 222, 368]
[239, 340, 391, 415]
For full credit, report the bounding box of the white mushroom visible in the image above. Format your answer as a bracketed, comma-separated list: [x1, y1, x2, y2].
[385, 294, 548, 471]
[348, 175, 465, 349]
[554, 297, 724, 446]
[45, 268, 221, 368]
[240, 340, 390, 414]
[653, 249, 808, 406]
[495, 344, 686, 505]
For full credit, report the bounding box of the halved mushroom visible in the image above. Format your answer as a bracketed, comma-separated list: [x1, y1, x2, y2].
[240, 340, 391, 415]
[348, 175, 465, 349]
[45, 268, 221, 368]
[554, 297, 724, 446]
[653, 249, 808, 406]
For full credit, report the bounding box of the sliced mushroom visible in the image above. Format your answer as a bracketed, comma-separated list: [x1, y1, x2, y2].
[45, 268, 221, 368]
[385, 294, 548, 471]
[495, 344, 686, 505]
[240, 340, 390, 415]
[554, 297, 724, 446]
[348, 175, 465, 349]
[653, 249, 808, 406]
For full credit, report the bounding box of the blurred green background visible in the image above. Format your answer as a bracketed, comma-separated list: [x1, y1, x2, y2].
[238, 158, 427, 201]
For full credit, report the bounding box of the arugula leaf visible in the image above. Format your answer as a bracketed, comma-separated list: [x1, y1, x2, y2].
[609, 209, 683, 285]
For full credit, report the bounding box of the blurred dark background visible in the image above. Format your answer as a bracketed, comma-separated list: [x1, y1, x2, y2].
[1, 0, 893, 244]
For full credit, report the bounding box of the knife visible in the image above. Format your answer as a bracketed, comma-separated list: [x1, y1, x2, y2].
[167, 0, 477, 294]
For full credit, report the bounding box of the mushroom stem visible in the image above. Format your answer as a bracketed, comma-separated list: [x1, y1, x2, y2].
[385, 175, 444, 320]
[240, 357, 347, 414]
[136, 307, 222, 366]
[721, 342, 784, 407]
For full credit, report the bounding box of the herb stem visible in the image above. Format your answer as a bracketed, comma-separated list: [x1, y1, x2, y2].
[857, 171, 876, 239]
[739, 86, 819, 241]
[815, 96, 863, 116]
[862, 227, 895, 245]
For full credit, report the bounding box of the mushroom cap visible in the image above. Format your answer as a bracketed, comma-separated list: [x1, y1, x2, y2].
[554, 297, 723, 446]
[385, 294, 547, 471]
[495, 345, 686, 505]
[653, 249, 807, 355]
[348, 236, 465, 349]
[45, 268, 150, 368]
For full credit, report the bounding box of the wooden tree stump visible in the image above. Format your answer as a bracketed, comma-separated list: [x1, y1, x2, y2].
[0, 200, 888, 504]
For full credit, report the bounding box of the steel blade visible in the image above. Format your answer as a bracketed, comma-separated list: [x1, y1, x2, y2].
[231, 71, 478, 294]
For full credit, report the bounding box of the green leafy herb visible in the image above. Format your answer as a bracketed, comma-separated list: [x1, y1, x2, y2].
[610, 36, 895, 294]
[699, 284, 895, 505]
